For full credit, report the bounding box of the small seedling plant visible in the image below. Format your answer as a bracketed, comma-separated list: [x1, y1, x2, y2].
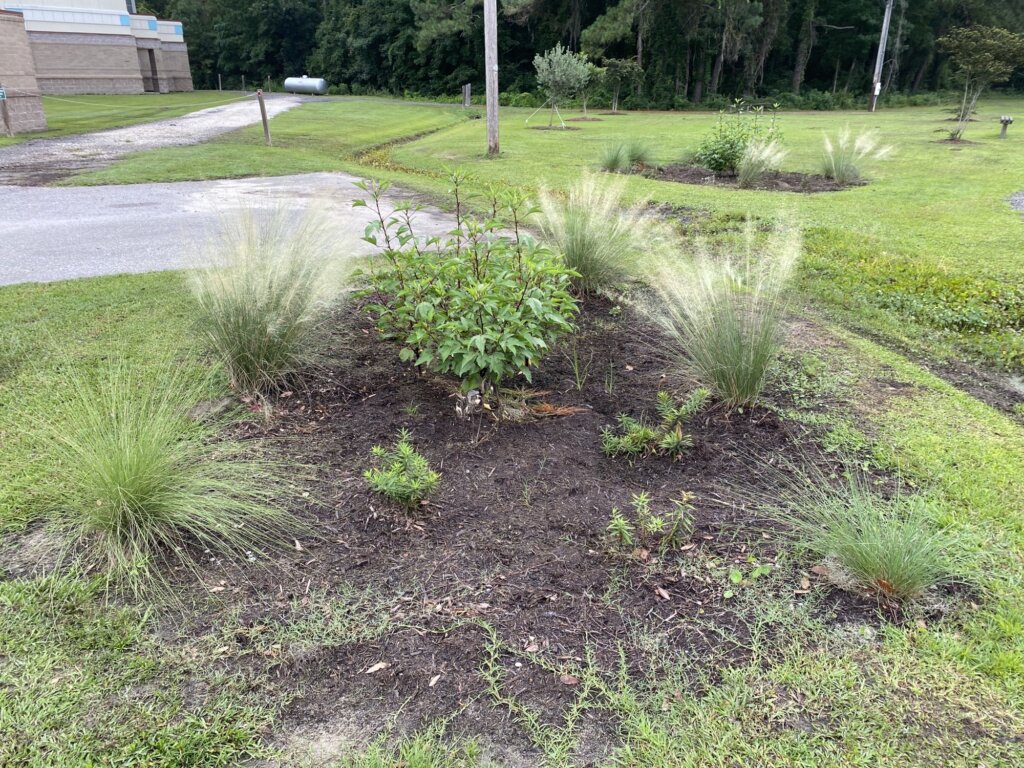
[356, 174, 578, 403]
[364, 429, 440, 510]
[607, 492, 695, 558]
[602, 389, 710, 460]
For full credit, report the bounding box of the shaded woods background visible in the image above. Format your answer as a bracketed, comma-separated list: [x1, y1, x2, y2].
[139, 1, 1024, 108]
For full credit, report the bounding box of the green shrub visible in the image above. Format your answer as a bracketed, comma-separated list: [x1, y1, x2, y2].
[41, 360, 297, 594]
[538, 174, 658, 296]
[694, 102, 780, 174]
[820, 127, 892, 185]
[781, 482, 962, 603]
[189, 211, 341, 394]
[737, 139, 787, 188]
[358, 174, 577, 393]
[602, 389, 709, 460]
[364, 429, 440, 510]
[647, 223, 798, 409]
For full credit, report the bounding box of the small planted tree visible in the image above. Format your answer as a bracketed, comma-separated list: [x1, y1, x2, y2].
[602, 58, 643, 113]
[938, 25, 1024, 141]
[534, 44, 591, 127]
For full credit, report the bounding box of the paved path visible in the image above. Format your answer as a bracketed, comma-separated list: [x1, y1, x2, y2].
[0, 94, 303, 185]
[0, 173, 451, 286]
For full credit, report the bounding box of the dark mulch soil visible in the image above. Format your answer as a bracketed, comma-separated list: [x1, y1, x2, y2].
[528, 125, 582, 131]
[170, 299, 900, 753]
[566, 117, 603, 122]
[650, 164, 854, 193]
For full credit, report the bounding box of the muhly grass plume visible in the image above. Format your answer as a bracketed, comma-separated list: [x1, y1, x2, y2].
[821, 127, 893, 185]
[599, 140, 652, 173]
[645, 220, 799, 409]
[539, 174, 674, 296]
[190, 209, 346, 394]
[42, 358, 300, 596]
[776, 478, 963, 603]
[737, 139, 788, 188]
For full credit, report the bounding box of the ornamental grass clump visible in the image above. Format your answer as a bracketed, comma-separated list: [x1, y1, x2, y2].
[538, 174, 663, 296]
[737, 139, 787, 188]
[190, 210, 342, 395]
[599, 140, 651, 173]
[647, 222, 798, 410]
[42, 360, 298, 595]
[820, 127, 892, 185]
[781, 482, 962, 603]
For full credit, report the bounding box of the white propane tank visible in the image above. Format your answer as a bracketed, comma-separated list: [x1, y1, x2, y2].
[283, 76, 328, 96]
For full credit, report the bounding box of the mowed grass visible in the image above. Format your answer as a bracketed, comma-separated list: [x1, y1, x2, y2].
[68, 98, 470, 184]
[68, 96, 1024, 368]
[0, 91, 245, 148]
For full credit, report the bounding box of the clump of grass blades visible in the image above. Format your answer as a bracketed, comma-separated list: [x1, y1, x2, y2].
[539, 174, 664, 296]
[189, 210, 341, 394]
[600, 143, 627, 173]
[821, 127, 892, 185]
[599, 141, 652, 173]
[42, 360, 298, 595]
[647, 222, 798, 409]
[737, 139, 787, 189]
[781, 482, 962, 603]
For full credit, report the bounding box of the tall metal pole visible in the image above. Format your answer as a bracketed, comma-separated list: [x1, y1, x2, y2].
[869, 0, 895, 112]
[483, 0, 499, 155]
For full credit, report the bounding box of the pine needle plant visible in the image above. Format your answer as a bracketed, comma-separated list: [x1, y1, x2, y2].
[190, 210, 344, 394]
[538, 174, 666, 296]
[820, 128, 892, 185]
[41, 359, 299, 595]
[647, 222, 799, 410]
[365, 429, 440, 510]
[737, 139, 787, 188]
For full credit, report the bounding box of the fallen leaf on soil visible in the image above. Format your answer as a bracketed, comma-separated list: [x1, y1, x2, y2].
[800, 577, 811, 590]
[916, 619, 927, 630]
[364, 662, 390, 674]
[810, 565, 829, 576]
[428, 674, 441, 688]
[655, 586, 671, 600]
[529, 402, 588, 417]
[209, 586, 226, 593]
[559, 674, 579, 686]
[294, 539, 304, 552]
[680, 543, 696, 551]
[524, 643, 540, 653]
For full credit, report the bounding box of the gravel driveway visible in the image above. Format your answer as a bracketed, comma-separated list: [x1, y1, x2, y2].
[0, 94, 303, 185]
[0, 173, 452, 286]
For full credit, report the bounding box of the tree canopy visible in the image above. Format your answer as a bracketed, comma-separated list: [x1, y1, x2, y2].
[150, 0, 1024, 106]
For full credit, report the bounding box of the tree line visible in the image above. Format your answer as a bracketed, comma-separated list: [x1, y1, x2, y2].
[140, 1, 1024, 107]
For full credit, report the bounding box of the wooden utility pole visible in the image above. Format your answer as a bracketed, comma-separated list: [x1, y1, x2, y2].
[483, 0, 499, 155]
[869, 0, 895, 112]
[257, 89, 272, 146]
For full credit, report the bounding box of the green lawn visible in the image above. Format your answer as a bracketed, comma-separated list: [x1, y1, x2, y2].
[67, 96, 1024, 369]
[0, 91, 249, 148]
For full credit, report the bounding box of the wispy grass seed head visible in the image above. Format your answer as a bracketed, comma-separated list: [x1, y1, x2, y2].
[737, 139, 788, 189]
[821, 127, 892, 185]
[646, 220, 799, 409]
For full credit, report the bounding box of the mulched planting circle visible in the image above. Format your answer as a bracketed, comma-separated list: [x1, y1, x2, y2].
[649, 163, 854, 193]
[169, 297, 916, 751]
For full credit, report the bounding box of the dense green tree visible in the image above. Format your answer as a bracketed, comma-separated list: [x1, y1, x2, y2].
[162, 0, 1024, 106]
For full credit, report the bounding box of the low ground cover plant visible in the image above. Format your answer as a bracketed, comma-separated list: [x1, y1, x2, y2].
[779, 481, 963, 603]
[538, 175, 658, 296]
[190, 210, 341, 394]
[364, 429, 440, 510]
[40, 359, 296, 594]
[358, 175, 577, 396]
[820, 128, 892, 185]
[694, 102, 781, 174]
[649, 223, 798, 409]
[602, 389, 710, 460]
[607, 491, 695, 556]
